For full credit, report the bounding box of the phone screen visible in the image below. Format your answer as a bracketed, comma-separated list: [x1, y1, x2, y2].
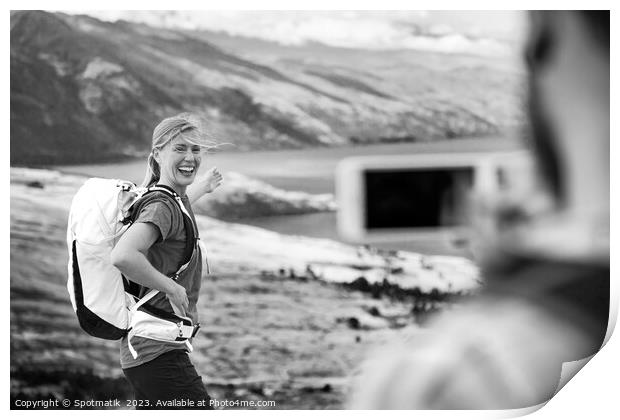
[364, 167, 474, 229]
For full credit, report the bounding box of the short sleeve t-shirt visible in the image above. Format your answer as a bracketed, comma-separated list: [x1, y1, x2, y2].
[120, 192, 204, 369]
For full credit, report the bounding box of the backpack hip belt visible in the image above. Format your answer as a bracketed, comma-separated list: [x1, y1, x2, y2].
[127, 289, 201, 359]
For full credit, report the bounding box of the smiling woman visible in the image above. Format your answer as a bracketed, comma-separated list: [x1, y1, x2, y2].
[142, 113, 220, 191]
[111, 113, 224, 409]
[155, 136, 202, 190]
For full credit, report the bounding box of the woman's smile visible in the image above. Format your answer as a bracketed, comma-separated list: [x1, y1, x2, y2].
[177, 165, 196, 177]
[155, 133, 203, 194]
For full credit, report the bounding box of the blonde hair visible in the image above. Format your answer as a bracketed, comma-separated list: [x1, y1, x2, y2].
[141, 112, 222, 188]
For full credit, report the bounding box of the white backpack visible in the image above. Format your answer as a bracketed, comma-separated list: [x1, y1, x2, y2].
[66, 178, 200, 357]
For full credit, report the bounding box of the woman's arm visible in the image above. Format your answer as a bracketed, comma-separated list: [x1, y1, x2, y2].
[186, 167, 223, 204]
[110, 222, 189, 314]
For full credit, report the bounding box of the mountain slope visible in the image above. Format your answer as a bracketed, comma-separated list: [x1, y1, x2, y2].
[11, 11, 524, 165]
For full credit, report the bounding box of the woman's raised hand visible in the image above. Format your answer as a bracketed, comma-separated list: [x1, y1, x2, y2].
[187, 167, 223, 204]
[203, 167, 223, 193]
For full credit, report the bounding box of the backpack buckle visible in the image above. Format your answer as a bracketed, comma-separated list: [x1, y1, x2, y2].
[117, 181, 135, 192]
[191, 323, 201, 338]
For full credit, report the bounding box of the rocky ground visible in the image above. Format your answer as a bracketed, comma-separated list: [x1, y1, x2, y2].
[10, 168, 480, 409]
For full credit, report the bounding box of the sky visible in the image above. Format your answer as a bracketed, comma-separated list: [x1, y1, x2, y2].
[69, 10, 526, 56]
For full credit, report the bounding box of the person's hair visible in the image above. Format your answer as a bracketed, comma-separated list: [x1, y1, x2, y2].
[580, 11, 610, 49]
[524, 11, 609, 206]
[141, 112, 221, 188]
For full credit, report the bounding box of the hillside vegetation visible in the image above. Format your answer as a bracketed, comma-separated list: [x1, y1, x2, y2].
[11, 11, 524, 165]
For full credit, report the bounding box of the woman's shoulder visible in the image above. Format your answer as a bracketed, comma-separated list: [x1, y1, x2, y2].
[135, 191, 182, 217]
[133, 193, 186, 240]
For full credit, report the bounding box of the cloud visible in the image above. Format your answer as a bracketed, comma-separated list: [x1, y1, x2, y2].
[69, 10, 519, 56]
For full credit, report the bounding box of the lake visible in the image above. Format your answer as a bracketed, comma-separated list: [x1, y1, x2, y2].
[56, 137, 523, 256]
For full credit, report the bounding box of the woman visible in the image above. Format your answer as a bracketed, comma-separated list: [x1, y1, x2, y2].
[110, 113, 223, 409]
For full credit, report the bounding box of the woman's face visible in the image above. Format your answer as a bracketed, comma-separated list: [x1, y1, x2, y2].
[154, 132, 202, 192]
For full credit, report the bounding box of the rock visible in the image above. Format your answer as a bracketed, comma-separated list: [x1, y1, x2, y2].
[193, 172, 337, 220]
[347, 317, 360, 330]
[249, 386, 265, 396]
[349, 277, 370, 292]
[26, 181, 44, 189]
[367, 306, 381, 317]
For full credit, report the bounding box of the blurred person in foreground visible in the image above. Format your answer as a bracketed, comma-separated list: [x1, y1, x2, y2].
[348, 11, 609, 409]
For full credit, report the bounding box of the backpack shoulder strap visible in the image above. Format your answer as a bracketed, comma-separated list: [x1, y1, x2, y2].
[129, 185, 196, 275]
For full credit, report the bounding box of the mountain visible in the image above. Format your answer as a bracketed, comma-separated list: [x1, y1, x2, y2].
[10, 11, 525, 166]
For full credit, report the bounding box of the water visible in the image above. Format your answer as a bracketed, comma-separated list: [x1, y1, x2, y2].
[56, 137, 522, 256]
[57, 137, 521, 194]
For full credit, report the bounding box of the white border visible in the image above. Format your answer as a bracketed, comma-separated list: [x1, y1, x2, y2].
[4, 3, 617, 419]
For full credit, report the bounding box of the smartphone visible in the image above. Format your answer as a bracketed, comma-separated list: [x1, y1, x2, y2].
[335, 153, 513, 243]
